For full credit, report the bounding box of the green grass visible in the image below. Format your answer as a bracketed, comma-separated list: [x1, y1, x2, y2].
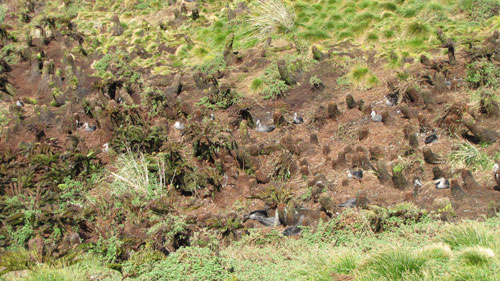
[448, 141, 494, 171]
[18, 208, 500, 281]
[439, 221, 498, 250]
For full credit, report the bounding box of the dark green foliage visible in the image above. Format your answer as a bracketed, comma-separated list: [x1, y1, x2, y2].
[466, 58, 500, 89]
[111, 125, 166, 154]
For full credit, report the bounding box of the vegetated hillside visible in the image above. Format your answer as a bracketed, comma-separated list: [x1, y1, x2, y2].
[0, 0, 500, 279]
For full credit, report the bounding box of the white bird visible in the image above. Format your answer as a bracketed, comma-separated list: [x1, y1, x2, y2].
[434, 177, 450, 189]
[83, 122, 97, 132]
[173, 121, 185, 130]
[414, 178, 424, 189]
[371, 110, 383, 122]
[256, 119, 275, 133]
[493, 163, 500, 187]
[102, 143, 109, 153]
[293, 112, 304, 124]
[16, 100, 24, 107]
[209, 113, 215, 120]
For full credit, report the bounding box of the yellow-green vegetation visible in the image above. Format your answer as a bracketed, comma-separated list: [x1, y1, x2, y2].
[448, 141, 495, 171]
[11, 208, 500, 281]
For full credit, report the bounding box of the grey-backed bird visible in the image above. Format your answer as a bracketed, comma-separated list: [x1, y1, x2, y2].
[434, 177, 450, 189]
[256, 119, 275, 132]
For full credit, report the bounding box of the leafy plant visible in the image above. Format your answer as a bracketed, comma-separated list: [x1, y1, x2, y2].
[466, 58, 500, 89]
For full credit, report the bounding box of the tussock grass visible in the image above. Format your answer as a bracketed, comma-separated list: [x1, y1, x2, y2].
[249, 0, 296, 38]
[359, 247, 427, 280]
[458, 246, 495, 266]
[439, 221, 498, 250]
[448, 141, 494, 171]
[109, 151, 168, 197]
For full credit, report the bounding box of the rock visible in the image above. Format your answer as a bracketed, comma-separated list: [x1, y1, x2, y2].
[319, 194, 335, 215]
[392, 164, 408, 190]
[433, 166, 445, 180]
[327, 103, 340, 118]
[376, 160, 391, 184]
[409, 133, 419, 148]
[277, 59, 296, 85]
[312, 45, 327, 61]
[433, 72, 447, 94]
[358, 127, 369, 141]
[451, 179, 465, 200]
[463, 117, 499, 144]
[310, 133, 319, 145]
[346, 94, 356, 109]
[111, 15, 124, 36]
[369, 146, 384, 160]
[423, 148, 444, 164]
[461, 169, 481, 190]
[223, 33, 235, 62]
[255, 170, 270, 184]
[191, 8, 199, 20]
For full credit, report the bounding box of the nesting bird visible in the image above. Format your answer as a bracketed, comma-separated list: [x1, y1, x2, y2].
[173, 120, 185, 130]
[493, 163, 500, 190]
[413, 177, 424, 197]
[209, 113, 215, 121]
[338, 198, 357, 208]
[256, 119, 275, 133]
[424, 131, 438, 144]
[371, 110, 383, 122]
[292, 112, 304, 124]
[243, 209, 280, 227]
[347, 169, 363, 180]
[16, 100, 24, 107]
[385, 92, 399, 106]
[282, 215, 304, 236]
[82, 122, 97, 132]
[434, 177, 450, 189]
[102, 143, 109, 153]
[75, 120, 83, 129]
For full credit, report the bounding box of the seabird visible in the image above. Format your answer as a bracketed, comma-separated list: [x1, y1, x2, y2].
[245, 209, 280, 227]
[424, 131, 438, 144]
[102, 143, 109, 153]
[82, 122, 97, 132]
[210, 113, 215, 120]
[371, 110, 383, 122]
[493, 163, 500, 190]
[16, 100, 24, 107]
[434, 177, 450, 189]
[243, 209, 268, 222]
[292, 112, 304, 124]
[282, 215, 304, 236]
[173, 120, 185, 130]
[338, 198, 357, 208]
[76, 120, 83, 129]
[256, 119, 275, 133]
[385, 92, 399, 106]
[347, 169, 363, 179]
[413, 177, 424, 197]
[414, 178, 424, 189]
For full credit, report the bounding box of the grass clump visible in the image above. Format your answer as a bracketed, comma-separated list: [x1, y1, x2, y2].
[458, 246, 495, 266]
[439, 221, 497, 250]
[109, 151, 168, 198]
[360, 247, 427, 280]
[250, 0, 296, 38]
[448, 141, 494, 171]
